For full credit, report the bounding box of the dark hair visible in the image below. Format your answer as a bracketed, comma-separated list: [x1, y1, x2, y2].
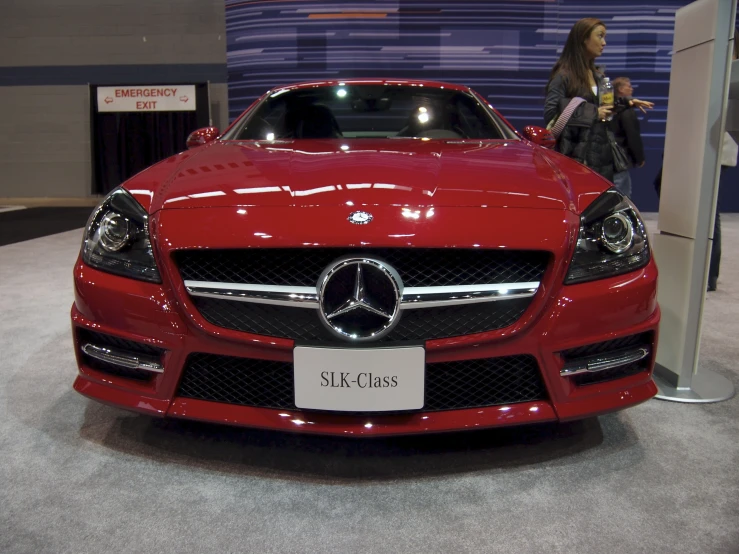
[547, 18, 606, 96]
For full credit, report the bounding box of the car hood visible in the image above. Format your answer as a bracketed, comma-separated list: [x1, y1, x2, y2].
[130, 139, 607, 213]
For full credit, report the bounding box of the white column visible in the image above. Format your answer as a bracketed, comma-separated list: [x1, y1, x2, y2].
[651, 0, 736, 402]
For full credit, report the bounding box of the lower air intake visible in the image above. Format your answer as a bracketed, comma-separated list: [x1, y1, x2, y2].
[561, 332, 654, 386]
[177, 353, 548, 412]
[77, 329, 164, 382]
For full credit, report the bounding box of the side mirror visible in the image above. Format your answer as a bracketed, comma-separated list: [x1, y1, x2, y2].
[522, 126, 556, 149]
[186, 126, 220, 149]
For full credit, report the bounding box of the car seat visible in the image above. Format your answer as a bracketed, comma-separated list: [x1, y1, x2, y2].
[282, 104, 343, 139]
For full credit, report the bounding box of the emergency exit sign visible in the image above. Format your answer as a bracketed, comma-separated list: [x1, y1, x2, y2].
[97, 85, 196, 112]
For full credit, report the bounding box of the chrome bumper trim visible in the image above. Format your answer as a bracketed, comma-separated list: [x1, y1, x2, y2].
[184, 280, 539, 309]
[81, 343, 164, 373]
[560, 347, 651, 377]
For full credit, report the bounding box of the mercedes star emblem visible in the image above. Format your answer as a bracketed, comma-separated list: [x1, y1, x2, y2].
[348, 211, 373, 225]
[317, 257, 403, 341]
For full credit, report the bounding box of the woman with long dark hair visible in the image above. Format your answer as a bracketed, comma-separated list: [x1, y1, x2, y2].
[544, 18, 653, 181]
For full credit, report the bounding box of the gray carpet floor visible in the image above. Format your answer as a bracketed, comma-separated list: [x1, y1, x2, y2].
[1, 214, 738, 554]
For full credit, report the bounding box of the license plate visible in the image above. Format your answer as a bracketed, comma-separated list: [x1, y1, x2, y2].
[293, 346, 425, 412]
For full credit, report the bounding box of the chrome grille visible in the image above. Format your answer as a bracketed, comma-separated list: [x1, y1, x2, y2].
[176, 248, 547, 342]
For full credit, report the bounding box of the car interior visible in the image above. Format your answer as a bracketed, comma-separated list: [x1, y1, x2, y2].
[280, 104, 344, 139]
[232, 86, 508, 141]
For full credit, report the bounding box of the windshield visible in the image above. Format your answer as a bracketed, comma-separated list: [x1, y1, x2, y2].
[224, 84, 515, 141]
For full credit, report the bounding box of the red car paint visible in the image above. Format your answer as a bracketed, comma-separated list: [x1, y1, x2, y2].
[72, 79, 659, 436]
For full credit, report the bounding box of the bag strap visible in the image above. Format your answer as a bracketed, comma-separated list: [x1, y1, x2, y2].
[550, 97, 586, 139]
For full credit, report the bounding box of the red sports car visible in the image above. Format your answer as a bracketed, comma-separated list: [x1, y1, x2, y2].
[72, 79, 659, 436]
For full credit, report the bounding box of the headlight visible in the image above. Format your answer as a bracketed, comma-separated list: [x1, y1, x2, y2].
[565, 189, 650, 284]
[82, 188, 161, 283]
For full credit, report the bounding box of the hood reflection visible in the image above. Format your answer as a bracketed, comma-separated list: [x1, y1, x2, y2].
[156, 139, 570, 211]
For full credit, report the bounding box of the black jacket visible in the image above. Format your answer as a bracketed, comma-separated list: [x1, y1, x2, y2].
[544, 71, 615, 181]
[609, 105, 645, 166]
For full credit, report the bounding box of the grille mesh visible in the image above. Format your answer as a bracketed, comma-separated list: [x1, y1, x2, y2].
[178, 354, 294, 408]
[191, 296, 531, 342]
[177, 352, 547, 412]
[424, 355, 547, 410]
[175, 248, 549, 287]
[562, 332, 652, 359]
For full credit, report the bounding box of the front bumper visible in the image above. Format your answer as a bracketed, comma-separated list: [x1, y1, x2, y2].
[71, 251, 659, 436]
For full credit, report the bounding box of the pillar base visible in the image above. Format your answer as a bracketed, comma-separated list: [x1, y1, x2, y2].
[653, 366, 735, 403]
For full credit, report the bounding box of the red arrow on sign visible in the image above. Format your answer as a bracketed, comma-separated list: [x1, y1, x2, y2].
[180, 96, 189, 103]
[104, 97, 113, 104]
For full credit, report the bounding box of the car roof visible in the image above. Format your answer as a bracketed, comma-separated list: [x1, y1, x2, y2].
[266, 79, 472, 96]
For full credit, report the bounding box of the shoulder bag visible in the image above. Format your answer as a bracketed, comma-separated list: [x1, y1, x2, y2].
[606, 128, 631, 173]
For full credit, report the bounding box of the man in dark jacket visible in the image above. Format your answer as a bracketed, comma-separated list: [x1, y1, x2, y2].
[610, 77, 646, 196]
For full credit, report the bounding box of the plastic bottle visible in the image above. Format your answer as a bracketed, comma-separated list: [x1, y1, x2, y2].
[599, 77, 614, 122]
